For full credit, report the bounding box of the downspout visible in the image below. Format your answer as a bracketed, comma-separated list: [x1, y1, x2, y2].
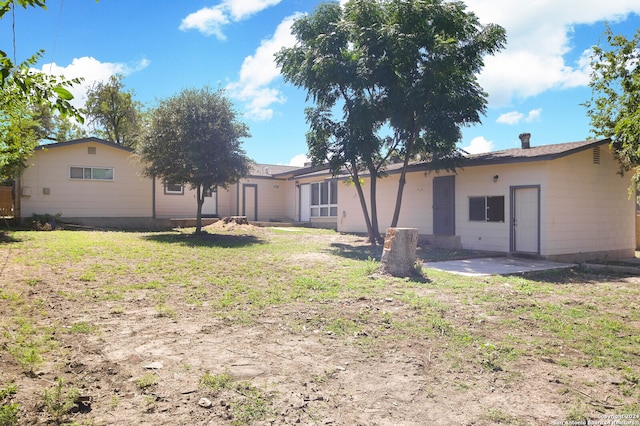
[236, 182, 240, 215]
[152, 176, 156, 219]
[297, 183, 300, 222]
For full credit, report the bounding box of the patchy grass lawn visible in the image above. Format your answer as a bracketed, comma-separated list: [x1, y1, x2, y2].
[0, 224, 638, 425]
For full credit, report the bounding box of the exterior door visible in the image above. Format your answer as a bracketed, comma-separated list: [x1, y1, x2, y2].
[511, 186, 540, 254]
[202, 187, 217, 217]
[243, 184, 257, 221]
[300, 184, 311, 222]
[433, 176, 455, 235]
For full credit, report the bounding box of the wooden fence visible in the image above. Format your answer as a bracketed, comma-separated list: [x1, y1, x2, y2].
[0, 186, 14, 218]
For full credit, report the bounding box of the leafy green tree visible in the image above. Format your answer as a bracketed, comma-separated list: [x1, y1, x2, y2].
[84, 74, 142, 147]
[277, 0, 505, 245]
[585, 26, 640, 187]
[138, 87, 252, 233]
[1, 0, 85, 180]
[31, 103, 87, 143]
[382, 0, 505, 227]
[278, 1, 392, 244]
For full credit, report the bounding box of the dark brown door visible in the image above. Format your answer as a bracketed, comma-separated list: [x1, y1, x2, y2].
[433, 176, 455, 235]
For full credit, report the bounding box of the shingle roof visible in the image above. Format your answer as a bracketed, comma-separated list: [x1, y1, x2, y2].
[36, 137, 134, 152]
[287, 138, 612, 180]
[461, 138, 611, 167]
[248, 163, 302, 178]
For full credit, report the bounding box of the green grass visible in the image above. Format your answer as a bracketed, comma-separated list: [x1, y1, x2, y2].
[200, 371, 270, 424]
[1, 227, 639, 421]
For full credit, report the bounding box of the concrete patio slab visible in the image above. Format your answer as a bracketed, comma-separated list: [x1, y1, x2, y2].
[423, 257, 575, 277]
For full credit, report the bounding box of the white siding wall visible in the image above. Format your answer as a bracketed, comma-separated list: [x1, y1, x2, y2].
[337, 172, 433, 234]
[543, 146, 635, 257]
[153, 180, 201, 218]
[455, 162, 547, 252]
[20, 143, 152, 218]
[336, 146, 634, 259]
[224, 177, 290, 222]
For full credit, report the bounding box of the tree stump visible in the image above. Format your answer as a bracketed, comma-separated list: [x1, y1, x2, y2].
[379, 228, 419, 277]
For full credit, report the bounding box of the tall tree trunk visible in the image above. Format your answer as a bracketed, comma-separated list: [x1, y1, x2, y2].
[367, 163, 384, 245]
[195, 184, 204, 233]
[351, 168, 377, 246]
[390, 133, 416, 228]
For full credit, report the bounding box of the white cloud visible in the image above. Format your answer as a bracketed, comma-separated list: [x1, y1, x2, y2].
[462, 136, 494, 154]
[462, 0, 640, 106]
[288, 154, 310, 167]
[526, 108, 542, 122]
[180, 0, 282, 39]
[496, 111, 524, 125]
[35, 56, 150, 109]
[496, 108, 542, 125]
[226, 14, 300, 120]
[179, 7, 229, 39]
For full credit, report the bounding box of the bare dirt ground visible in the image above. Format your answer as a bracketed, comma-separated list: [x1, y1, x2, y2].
[1, 227, 639, 425]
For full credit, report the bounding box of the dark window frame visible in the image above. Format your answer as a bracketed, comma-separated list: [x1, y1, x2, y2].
[469, 195, 505, 222]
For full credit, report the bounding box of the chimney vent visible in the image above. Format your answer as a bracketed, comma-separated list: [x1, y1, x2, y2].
[519, 133, 531, 149]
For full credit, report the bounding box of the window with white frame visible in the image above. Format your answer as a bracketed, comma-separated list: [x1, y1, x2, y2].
[69, 166, 114, 181]
[164, 183, 184, 195]
[310, 181, 338, 217]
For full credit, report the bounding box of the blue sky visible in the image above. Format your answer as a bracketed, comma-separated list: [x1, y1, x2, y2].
[3, 0, 640, 166]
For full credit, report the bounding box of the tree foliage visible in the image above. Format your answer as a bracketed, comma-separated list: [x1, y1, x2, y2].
[1, 0, 85, 180]
[138, 87, 252, 233]
[84, 74, 142, 147]
[276, 0, 505, 245]
[585, 25, 640, 185]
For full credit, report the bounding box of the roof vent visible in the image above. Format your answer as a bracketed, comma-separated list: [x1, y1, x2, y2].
[519, 133, 531, 149]
[593, 147, 600, 164]
[264, 167, 270, 175]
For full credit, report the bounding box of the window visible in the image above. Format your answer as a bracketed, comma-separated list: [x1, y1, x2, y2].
[310, 181, 338, 217]
[69, 167, 114, 181]
[164, 183, 184, 195]
[469, 196, 504, 222]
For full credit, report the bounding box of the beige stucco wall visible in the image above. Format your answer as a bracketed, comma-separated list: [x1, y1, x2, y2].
[20, 143, 152, 219]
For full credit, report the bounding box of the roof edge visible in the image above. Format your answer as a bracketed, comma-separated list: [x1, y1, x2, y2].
[36, 137, 134, 152]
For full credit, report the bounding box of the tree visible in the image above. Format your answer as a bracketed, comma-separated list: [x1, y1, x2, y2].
[277, 0, 505, 245]
[1, 0, 85, 180]
[31, 103, 87, 142]
[138, 87, 252, 233]
[381, 0, 505, 227]
[585, 25, 640, 187]
[84, 74, 142, 147]
[278, 1, 392, 245]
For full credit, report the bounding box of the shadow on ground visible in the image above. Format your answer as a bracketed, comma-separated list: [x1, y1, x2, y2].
[519, 266, 637, 284]
[0, 231, 21, 244]
[144, 231, 266, 248]
[329, 242, 383, 261]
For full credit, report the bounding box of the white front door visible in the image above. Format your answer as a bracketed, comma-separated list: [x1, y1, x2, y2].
[512, 186, 539, 254]
[243, 184, 257, 221]
[202, 187, 216, 217]
[300, 184, 311, 222]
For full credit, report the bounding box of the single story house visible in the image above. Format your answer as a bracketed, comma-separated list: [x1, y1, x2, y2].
[16, 137, 301, 228]
[16, 135, 636, 262]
